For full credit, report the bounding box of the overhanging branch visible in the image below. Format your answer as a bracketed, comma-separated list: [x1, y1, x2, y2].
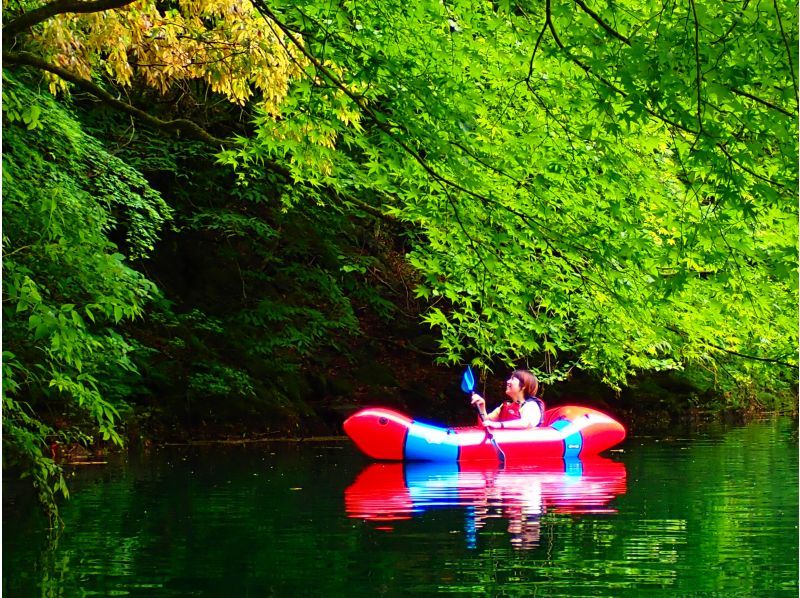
[3, 51, 230, 146]
[772, 0, 799, 107]
[666, 326, 797, 368]
[572, 0, 631, 45]
[4, 0, 136, 38]
[730, 87, 794, 118]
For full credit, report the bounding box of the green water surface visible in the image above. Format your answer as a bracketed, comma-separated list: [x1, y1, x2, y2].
[3, 416, 798, 596]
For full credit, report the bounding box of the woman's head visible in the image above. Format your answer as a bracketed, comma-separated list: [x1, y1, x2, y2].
[505, 369, 538, 400]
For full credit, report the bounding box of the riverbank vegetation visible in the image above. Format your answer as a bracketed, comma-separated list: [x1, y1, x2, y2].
[3, 0, 797, 515]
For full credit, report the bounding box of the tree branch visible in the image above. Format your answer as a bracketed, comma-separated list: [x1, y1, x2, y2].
[772, 0, 799, 107]
[572, 0, 631, 45]
[715, 141, 789, 189]
[7, 52, 402, 227]
[688, 0, 703, 136]
[730, 87, 794, 118]
[4, 0, 136, 38]
[3, 51, 230, 146]
[667, 326, 796, 368]
[526, 19, 550, 83]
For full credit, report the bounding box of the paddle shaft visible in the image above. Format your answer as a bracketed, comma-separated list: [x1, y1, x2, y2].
[461, 367, 505, 463]
[471, 392, 506, 463]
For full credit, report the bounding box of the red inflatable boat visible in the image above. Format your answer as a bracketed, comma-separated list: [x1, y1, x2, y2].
[344, 405, 626, 462]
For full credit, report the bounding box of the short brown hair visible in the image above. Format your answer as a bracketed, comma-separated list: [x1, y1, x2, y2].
[511, 370, 539, 398]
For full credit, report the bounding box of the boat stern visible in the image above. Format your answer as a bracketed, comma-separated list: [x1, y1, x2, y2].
[545, 405, 627, 456]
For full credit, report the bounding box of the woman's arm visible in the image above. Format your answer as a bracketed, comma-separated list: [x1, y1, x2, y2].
[470, 394, 501, 422]
[485, 405, 502, 422]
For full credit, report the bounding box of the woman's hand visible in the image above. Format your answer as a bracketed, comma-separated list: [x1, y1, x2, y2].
[470, 393, 486, 414]
[481, 420, 501, 430]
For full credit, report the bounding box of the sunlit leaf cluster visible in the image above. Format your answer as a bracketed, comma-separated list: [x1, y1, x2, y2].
[14, 0, 308, 111]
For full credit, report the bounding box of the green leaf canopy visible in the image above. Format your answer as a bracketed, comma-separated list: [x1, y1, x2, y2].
[229, 0, 798, 386]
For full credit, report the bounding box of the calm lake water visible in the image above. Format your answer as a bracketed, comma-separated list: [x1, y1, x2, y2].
[4, 416, 798, 596]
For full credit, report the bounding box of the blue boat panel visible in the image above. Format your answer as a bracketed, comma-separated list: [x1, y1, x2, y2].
[405, 421, 460, 461]
[551, 419, 583, 459]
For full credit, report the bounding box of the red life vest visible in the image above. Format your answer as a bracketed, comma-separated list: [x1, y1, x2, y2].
[498, 401, 524, 421]
[498, 398, 545, 426]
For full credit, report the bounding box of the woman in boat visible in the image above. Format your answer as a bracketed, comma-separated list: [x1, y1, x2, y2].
[470, 369, 544, 429]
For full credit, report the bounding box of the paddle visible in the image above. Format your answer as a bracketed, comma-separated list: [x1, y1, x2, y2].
[461, 366, 506, 464]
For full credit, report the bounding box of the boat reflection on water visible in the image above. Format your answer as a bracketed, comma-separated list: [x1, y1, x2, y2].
[344, 458, 627, 550]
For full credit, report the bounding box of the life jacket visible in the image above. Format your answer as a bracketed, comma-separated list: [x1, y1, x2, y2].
[498, 397, 545, 426]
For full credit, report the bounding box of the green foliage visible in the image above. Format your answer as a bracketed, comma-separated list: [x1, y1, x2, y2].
[3, 84, 43, 130]
[2, 385, 70, 513]
[188, 364, 256, 400]
[228, 0, 797, 393]
[2, 72, 172, 515]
